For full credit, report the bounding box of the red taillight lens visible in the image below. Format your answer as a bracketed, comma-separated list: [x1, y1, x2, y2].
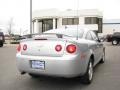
[23, 44, 27, 51]
[66, 44, 76, 53]
[17, 44, 21, 52]
[55, 45, 62, 52]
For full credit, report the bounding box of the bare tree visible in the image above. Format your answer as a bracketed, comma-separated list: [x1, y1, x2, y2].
[7, 17, 14, 36]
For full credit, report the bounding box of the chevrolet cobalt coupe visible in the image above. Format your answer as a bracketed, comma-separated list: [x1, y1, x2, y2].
[16, 27, 105, 84]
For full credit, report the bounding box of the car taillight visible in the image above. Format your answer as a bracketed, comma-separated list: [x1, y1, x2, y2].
[23, 44, 27, 51]
[55, 45, 62, 52]
[17, 44, 21, 52]
[66, 44, 76, 53]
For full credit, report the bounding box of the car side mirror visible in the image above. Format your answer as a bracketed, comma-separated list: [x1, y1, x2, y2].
[97, 39, 101, 42]
[98, 38, 104, 42]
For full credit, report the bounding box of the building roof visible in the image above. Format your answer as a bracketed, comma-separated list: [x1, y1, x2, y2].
[33, 9, 59, 19]
[32, 9, 102, 20]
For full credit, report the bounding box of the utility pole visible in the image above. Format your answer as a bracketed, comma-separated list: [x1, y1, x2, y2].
[30, 0, 32, 35]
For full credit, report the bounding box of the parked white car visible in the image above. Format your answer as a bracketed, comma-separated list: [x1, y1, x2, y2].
[16, 27, 105, 84]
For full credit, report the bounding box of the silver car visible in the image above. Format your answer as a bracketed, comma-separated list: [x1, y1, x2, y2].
[16, 27, 105, 84]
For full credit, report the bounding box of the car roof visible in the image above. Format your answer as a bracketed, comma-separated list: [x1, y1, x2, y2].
[44, 27, 90, 34]
[44, 27, 90, 38]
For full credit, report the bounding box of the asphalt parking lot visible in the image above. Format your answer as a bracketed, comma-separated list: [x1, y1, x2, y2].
[0, 43, 120, 90]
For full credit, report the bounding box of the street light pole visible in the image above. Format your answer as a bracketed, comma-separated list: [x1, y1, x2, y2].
[30, 0, 32, 35]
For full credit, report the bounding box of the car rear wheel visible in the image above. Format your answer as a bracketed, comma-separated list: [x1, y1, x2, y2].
[81, 60, 93, 84]
[112, 39, 118, 45]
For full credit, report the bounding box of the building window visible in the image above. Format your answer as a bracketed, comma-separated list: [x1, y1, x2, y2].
[85, 17, 98, 24]
[55, 19, 57, 29]
[98, 18, 102, 33]
[42, 19, 53, 32]
[85, 17, 102, 33]
[62, 18, 79, 25]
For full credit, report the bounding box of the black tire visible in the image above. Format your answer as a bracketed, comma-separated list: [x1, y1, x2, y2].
[112, 39, 118, 45]
[99, 50, 105, 64]
[81, 59, 93, 84]
[28, 73, 39, 78]
[0, 42, 3, 47]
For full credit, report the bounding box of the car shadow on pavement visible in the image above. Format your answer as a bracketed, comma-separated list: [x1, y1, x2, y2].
[20, 61, 108, 90]
[27, 75, 85, 89]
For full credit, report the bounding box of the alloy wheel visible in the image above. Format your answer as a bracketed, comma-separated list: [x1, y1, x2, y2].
[88, 62, 93, 81]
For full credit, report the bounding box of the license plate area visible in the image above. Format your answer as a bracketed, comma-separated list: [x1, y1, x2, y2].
[31, 60, 45, 69]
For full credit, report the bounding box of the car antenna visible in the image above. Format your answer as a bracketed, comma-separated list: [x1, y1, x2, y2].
[76, 0, 79, 40]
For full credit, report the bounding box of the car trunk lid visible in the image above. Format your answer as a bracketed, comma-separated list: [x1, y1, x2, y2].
[21, 39, 66, 57]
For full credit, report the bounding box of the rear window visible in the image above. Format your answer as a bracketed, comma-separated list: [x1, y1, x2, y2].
[44, 29, 84, 38]
[40, 34, 63, 38]
[58, 30, 84, 38]
[33, 34, 63, 39]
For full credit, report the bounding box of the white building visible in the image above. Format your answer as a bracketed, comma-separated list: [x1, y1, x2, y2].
[32, 9, 103, 34]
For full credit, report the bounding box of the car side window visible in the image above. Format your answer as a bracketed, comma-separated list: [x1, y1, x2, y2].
[85, 32, 93, 40]
[90, 31, 98, 41]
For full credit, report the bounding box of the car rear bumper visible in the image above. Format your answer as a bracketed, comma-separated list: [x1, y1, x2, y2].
[16, 53, 87, 78]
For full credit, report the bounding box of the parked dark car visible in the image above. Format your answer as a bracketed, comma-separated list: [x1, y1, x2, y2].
[111, 32, 120, 45]
[0, 32, 5, 47]
[106, 34, 112, 42]
[105, 32, 120, 45]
